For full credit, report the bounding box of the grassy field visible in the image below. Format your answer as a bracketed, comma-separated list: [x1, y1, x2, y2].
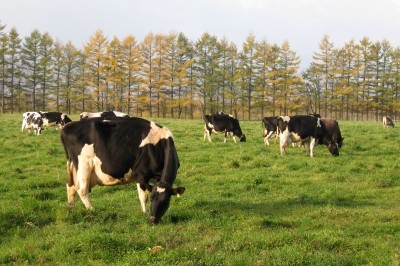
[0, 114, 400, 265]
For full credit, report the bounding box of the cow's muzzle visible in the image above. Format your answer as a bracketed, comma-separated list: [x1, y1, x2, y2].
[149, 216, 159, 224]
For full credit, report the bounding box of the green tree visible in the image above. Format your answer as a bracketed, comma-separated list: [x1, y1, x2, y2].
[7, 27, 22, 113]
[38, 32, 54, 110]
[312, 35, 335, 117]
[195, 33, 220, 114]
[21, 29, 43, 111]
[0, 22, 8, 113]
[61, 41, 84, 114]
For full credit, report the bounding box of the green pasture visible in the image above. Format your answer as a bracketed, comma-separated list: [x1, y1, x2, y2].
[0, 114, 399, 265]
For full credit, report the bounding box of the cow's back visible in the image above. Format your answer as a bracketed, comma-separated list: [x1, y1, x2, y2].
[62, 117, 150, 177]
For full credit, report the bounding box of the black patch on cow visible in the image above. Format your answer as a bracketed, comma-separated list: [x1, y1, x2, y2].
[204, 113, 246, 142]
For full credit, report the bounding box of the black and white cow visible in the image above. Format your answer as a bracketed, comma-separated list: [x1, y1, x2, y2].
[277, 115, 339, 157]
[320, 118, 344, 148]
[40, 111, 72, 128]
[383, 116, 395, 128]
[79, 111, 129, 119]
[262, 116, 278, 146]
[204, 113, 246, 143]
[61, 116, 185, 224]
[21, 112, 43, 135]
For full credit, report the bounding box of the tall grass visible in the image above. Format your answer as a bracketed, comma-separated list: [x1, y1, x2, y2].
[0, 114, 399, 265]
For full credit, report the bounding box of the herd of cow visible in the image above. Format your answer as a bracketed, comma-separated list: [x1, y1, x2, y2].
[19, 110, 394, 223]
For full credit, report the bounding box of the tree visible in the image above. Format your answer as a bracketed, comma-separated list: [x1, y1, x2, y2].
[39, 32, 54, 110]
[121, 35, 141, 116]
[140, 33, 157, 117]
[106, 36, 125, 111]
[61, 41, 85, 114]
[84, 30, 108, 111]
[239, 34, 258, 120]
[195, 33, 220, 114]
[312, 35, 335, 117]
[0, 22, 8, 113]
[21, 29, 43, 111]
[7, 27, 22, 113]
[277, 40, 302, 115]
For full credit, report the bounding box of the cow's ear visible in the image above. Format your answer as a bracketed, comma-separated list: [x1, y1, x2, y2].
[172, 187, 185, 197]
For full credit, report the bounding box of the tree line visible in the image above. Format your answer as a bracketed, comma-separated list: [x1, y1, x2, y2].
[1, 22, 399, 121]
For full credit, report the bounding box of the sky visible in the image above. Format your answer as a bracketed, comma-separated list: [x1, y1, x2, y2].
[2, 0, 400, 70]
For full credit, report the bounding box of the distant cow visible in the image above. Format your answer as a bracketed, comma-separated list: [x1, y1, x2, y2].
[383, 116, 394, 128]
[204, 113, 246, 143]
[320, 118, 344, 148]
[21, 112, 43, 135]
[61, 116, 185, 224]
[80, 111, 129, 119]
[40, 111, 72, 128]
[262, 116, 278, 146]
[277, 115, 339, 157]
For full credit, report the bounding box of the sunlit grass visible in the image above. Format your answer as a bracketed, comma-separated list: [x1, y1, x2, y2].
[0, 114, 399, 265]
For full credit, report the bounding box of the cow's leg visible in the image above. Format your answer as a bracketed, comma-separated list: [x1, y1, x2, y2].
[309, 138, 316, 157]
[136, 183, 149, 213]
[75, 157, 94, 209]
[66, 160, 77, 208]
[264, 131, 273, 146]
[204, 125, 212, 142]
[279, 131, 291, 155]
[232, 134, 237, 143]
[279, 134, 287, 155]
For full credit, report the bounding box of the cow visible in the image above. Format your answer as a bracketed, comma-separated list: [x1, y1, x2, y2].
[204, 113, 246, 143]
[383, 116, 395, 128]
[61, 116, 185, 224]
[277, 115, 339, 157]
[40, 111, 72, 128]
[80, 111, 129, 119]
[262, 116, 278, 146]
[320, 118, 344, 148]
[21, 112, 43, 135]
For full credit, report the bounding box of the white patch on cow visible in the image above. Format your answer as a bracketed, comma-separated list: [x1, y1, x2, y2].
[139, 121, 172, 147]
[316, 118, 321, 127]
[77, 143, 135, 192]
[281, 116, 290, 122]
[42, 118, 52, 127]
[207, 122, 214, 129]
[290, 132, 302, 142]
[157, 186, 166, 193]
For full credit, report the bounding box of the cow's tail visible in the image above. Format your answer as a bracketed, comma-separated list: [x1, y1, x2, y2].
[61, 128, 75, 187]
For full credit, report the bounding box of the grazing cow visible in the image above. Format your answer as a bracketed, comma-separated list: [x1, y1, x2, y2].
[21, 112, 43, 135]
[61, 116, 185, 224]
[262, 116, 278, 146]
[320, 118, 344, 148]
[79, 111, 129, 119]
[383, 116, 395, 128]
[40, 111, 72, 128]
[204, 113, 246, 143]
[277, 115, 339, 157]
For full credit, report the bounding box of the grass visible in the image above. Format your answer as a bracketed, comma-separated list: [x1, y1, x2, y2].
[0, 114, 400, 265]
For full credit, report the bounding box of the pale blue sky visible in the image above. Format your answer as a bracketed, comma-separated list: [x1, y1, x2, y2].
[2, 0, 400, 69]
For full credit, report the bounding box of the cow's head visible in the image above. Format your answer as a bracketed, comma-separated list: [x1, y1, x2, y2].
[239, 134, 246, 142]
[327, 140, 339, 156]
[149, 181, 185, 224]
